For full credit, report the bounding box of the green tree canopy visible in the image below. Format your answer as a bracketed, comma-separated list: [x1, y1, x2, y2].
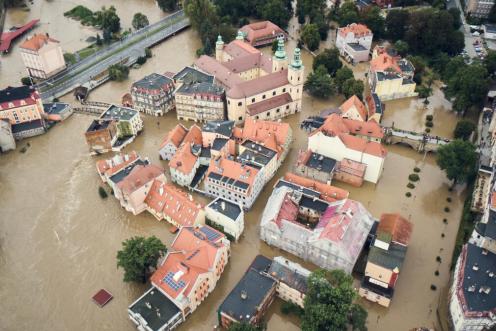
[117, 236, 167, 283]
[96, 6, 121, 34]
[132, 13, 149, 30]
[313, 48, 342, 76]
[445, 64, 490, 113]
[335, 66, 354, 92]
[304, 65, 335, 98]
[350, 304, 368, 331]
[302, 269, 366, 331]
[227, 322, 263, 331]
[301, 24, 321, 51]
[259, 0, 291, 29]
[108, 64, 129, 82]
[385, 9, 410, 41]
[359, 6, 385, 38]
[157, 0, 179, 12]
[484, 50, 496, 77]
[297, 0, 326, 23]
[335, 1, 359, 26]
[342, 78, 364, 99]
[394, 40, 409, 57]
[454, 120, 476, 141]
[436, 140, 477, 186]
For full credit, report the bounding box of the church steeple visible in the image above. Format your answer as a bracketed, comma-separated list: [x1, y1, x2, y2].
[290, 48, 303, 70]
[274, 36, 287, 60]
[236, 30, 244, 40]
[216, 34, 224, 62]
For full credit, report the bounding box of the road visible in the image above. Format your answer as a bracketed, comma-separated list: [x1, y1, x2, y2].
[447, 0, 480, 58]
[37, 10, 190, 100]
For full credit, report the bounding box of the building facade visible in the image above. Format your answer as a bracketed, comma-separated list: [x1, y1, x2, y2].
[175, 82, 225, 122]
[195, 34, 304, 124]
[205, 197, 245, 241]
[131, 73, 175, 116]
[336, 23, 373, 64]
[19, 33, 66, 79]
[0, 119, 16, 152]
[465, 0, 495, 18]
[159, 124, 188, 161]
[85, 120, 118, 155]
[239, 21, 286, 47]
[0, 86, 45, 125]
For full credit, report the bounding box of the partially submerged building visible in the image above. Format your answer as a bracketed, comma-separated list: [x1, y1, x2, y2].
[131, 73, 175, 116]
[336, 23, 373, 64]
[205, 197, 244, 241]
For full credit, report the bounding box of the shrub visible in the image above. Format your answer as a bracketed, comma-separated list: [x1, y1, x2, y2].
[426, 114, 434, 121]
[407, 182, 415, 189]
[447, 197, 452, 203]
[444, 207, 450, 212]
[405, 192, 412, 197]
[430, 284, 437, 291]
[435, 270, 440, 276]
[281, 302, 304, 317]
[443, 218, 448, 224]
[145, 48, 152, 58]
[136, 56, 147, 65]
[436, 256, 442, 262]
[425, 120, 434, 128]
[413, 167, 421, 173]
[441, 233, 445, 238]
[21, 76, 32, 86]
[409, 174, 420, 182]
[98, 186, 108, 199]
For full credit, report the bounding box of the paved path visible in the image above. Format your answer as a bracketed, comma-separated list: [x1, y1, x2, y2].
[37, 10, 190, 100]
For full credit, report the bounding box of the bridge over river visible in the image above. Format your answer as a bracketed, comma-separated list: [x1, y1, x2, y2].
[36, 10, 190, 101]
[384, 127, 451, 152]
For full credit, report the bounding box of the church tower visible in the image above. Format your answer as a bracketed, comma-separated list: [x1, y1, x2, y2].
[288, 48, 305, 112]
[272, 36, 288, 72]
[215, 35, 224, 62]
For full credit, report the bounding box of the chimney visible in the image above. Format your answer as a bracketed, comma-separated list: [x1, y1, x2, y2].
[240, 290, 248, 300]
[221, 201, 226, 211]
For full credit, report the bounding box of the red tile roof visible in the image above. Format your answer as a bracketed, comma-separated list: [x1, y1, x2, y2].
[224, 39, 260, 58]
[319, 199, 357, 242]
[339, 134, 387, 158]
[247, 92, 292, 116]
[195, 55, 244, 88]
[222, 52, 273, 75]
[338, 23, 372, 38]
[207, 157, 259, 189]
[96, 151, 139, 178]
[340, 95, 367, 121]
[240, 21, 285, 44]
[144, 180, 203, 227]
[160, 124, 188, 149]
[283, 172, 349, 202]
[275, 192, 299, 228]
[242, 118, 290, 155]
[20, 33, 59, 51]
[169, 143, 198, 175]
[182, 125, 202, 146]
[370, 52, 401, 73]
[320, 113, 384, 139]
[378, 213, 413, 246]
[117, 164, 164, 195]
[227, 69, 289, 99]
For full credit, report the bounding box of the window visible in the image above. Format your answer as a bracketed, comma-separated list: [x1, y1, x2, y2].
[272, 91, 276, 96]
[262, 95, 266, 99]
[276, 109, 280, 113]
[286, 105, 290, 110]
[283, 88, 286, 92]
[251, 98, 255, 103]
[238, 101, 242, 106]
[255, 116, 259, 120]
[238, 116, 242, 121]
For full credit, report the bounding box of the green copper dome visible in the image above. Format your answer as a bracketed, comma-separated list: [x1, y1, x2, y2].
[274, 36, 287, 60]
[291, 48, 303, 69]
[236, 30, 244, 40]
[216, 34, 224, 45]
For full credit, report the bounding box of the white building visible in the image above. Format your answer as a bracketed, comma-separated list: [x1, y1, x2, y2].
[205, 197, 244, 241]
[268, 256, 311, 308]
[0, 119, 15, 152]
[99, 105, 143, 136]
[336, 23, 373, 64]
[20, 33, 66, 79]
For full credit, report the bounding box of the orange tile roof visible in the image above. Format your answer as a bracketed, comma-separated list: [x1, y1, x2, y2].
[207, 157, 259, 189]
[182, 124, 203, 146]
[169, 143, 198, 175]
[195, 55, 244, 88]
[160, 124, 188, 149]
[222, 52, 273, 75]
[232, 127, 243, 140]
[240, 21, 285, 44]
[340, 95, 367, 121]
[320, 113, 384, 139]
[117, 164, 164, 195]
[339, 134, 387, 158]
[151, 226, 225, 299]
[338, 23, 372, 38]
[283, 172, 349, 202]
[491, 191, 496, 209]
[224, 39, 260, 58]
[275, 192, 299, 228]
[144, 180, 203, 227]
[242, 118, 290, 155]
[20, 33, 59, 51]
[378, 213, 413, 246]
[370, 53, 401, 74]
[96, 151, 139, 178]
[319, 199, 358, 242]
[227, 69, 289, 99]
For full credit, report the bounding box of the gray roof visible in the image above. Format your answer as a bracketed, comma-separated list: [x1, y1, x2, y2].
[275, 179, 321, 200]
[132, 73, 173, 91]
[376, 72, 401, 81]
[238, 149, 273, 167]
[43, 102, 70, 115]
[459, 243, 496, 313]
[11, 119, 44, 133]
[202, 120, 234, 137]
[485, 24, 496, 33]
[300, 195, 329, 213]
[108, 159, 148, 184]
[219, 268, 276, 322]
[0, 85, 34, 103]
[173, 66, 214, 84]
[347, 42, 368, 51]
[368, 243, 407, 270]
[212, 137, 228, 151]
[207, 198, 242, 221]
[370, 93, 383, 114]
[305, 152, 336, 173]
[100, 105, 137, 121]
[267, 258, 309, 294]
[248, 255, 272, 273]
[176, 81, 224, 96]
[398, 59, 414, 73]
[485, 209, 496, 240]
[129, 287, 181, 331]
[86, 119, 112, 133]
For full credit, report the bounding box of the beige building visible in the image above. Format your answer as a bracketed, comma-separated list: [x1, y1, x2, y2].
[465, 0, 495, 18]
[205, 197, 244, 241]
[195, 33, 304, 124]
[20, 33, 66, 79]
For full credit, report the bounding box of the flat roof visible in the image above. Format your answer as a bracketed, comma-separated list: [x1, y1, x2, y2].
[305, 152, 336, 173]
[460, 243, 496, 313]
[248, 255, 272, 273]
[173, 66, 214, 84]
[368, 242, 407, 270]
[202, 120, 234, 137]
[0, 85, 34, 103]
[129, 287, 181, 331]
[207, 197, 242, 221]
[108, 159, 148, 184]
[176, 81, 224, 96]
[133, 73, 173, 90]
[100, 105, 137, 121]
[347, 42, 368, 51]
[43, 102, 70, 115]
[219, 268, 276, 322]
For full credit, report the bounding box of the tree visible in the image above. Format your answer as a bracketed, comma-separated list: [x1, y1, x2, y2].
[227, 323, 262, 331]
[342, 78, 364, 99]
[448, 8, 462, 29]
[313, 48, 342, 75]
[96, 33, 103, 46]
[272, 39, 279, 54]
[335, 1, 359, 26]
[157, 0, 179, 12]
[446, 64, 490, 113]
[21, 77, 32, 86]
[301, 269, 365, 331]
[394, 40, 409, 57]
[132, 13, 149, 30]
[349, 304, 368, 331]
[385, 9, 410, 41]
[259, 0, 291, 29]
[116, 236, 167, 283]
[301, 24, 320, 51]
[436, 140, 477, 186]
[97, 6, 121, 34]
[454, 120, 476, 140]
[108, 64, 130, 81]
[145, 48, 152, 58]
[359, 6, 385, 38]
[335, 66, 354, 92]
[304, 65, 335, 98]
[484, 50, 496, 77]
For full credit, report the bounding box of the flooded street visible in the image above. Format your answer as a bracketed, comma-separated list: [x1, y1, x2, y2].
[0, 2, 466, 331]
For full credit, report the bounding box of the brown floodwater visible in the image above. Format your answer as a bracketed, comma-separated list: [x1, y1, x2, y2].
[0, 3, 466, 331]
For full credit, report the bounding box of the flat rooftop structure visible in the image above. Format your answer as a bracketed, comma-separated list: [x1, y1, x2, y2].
[202, 120, 234, 137]
[108, 159, 148, 185]
[219, 268, 276, 324]
[133, 73, 173, 90]
[305, 152, 336, 173]
[100, 105, 137, 121]
[268, 256, 310, 294]
[173, 66, 214, 84]
[274, 179, 321, 200]
[11, 119, 44, 133]
[128, 287, 181, 331]
[361, 276, 394, 298]
[347, 43, 368, 51]
[376, 72, 402, 81]
[248, 255, 273, 273]
[207, 198, 242, 221]
[368, 242, 407, 270]
[176, 81, 224, 96]
[86, 119, 113, 133]
[43, 102, 70, 115]
[0, 85, 35, 104]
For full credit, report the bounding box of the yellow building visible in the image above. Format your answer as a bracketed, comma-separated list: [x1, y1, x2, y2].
[195, 32, 304, 123]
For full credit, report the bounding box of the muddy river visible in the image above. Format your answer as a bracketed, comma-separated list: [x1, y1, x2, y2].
[0, 2, 466, 330]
